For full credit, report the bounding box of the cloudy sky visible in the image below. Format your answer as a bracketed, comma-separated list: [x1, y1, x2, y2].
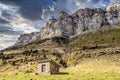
[0, 0, 119, 50]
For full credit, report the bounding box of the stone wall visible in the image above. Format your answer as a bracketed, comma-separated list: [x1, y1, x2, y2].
[50, 61, 59, 74]
[38, 62, 50, 75]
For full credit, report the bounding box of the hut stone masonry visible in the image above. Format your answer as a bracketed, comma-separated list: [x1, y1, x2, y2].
[38, 59, 60, 75]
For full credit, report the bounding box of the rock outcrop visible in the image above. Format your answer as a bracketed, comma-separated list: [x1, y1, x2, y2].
[15, 32, 41, 46]
[106, 2, 120, 25]
[15, 2, 120, 47]
[106, 2, 120, 11]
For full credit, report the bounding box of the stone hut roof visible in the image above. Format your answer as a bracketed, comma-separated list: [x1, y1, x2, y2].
[38, 59, 61, 67]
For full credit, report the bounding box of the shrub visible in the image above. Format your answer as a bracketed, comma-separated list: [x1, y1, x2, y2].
[0, 53, 5, 60]
[31, 50, 38, 56]
[24, 57, 27, 62]
[10, 60, 16, 66]
[67, 56, 72, 66]
[1, 60, 7, 65]
[59, 59, 67, 67]
[24, 69, 33, 73]
[83, 53, 91, 58]
[22, 51, 31, 56]
[35, 73, 38, 75]
[52, 52, 61, 58]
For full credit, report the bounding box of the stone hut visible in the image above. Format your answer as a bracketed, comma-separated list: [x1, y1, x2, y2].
[38, 59, 60, 75]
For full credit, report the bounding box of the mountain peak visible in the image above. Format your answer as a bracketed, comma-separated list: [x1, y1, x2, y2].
[59, 11, 69, 17]
[106, 1, 120, 11]
[14, 2, 120, 47]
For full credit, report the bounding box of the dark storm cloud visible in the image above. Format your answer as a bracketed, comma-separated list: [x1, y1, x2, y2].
[4, 0, 56, 20]
[1, 0, 67, 20]
[0, 25, 23, 35]
[0, 18, 9, 23]
[0, 0, 112, 21]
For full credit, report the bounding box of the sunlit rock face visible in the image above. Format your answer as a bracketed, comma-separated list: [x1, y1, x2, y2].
[72, 8, 108, 34]
[15, 2, 120, 47]
[105, 11, 119, 25]
[106, 2, 120, 24]
[36, 11, 74, 43]
[106, 2, 120, 11]
[15, 32, 41, 46]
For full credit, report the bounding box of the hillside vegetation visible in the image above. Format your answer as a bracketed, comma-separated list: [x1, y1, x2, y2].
[1, 54, 120, 80]
[0, 24, 120, 80]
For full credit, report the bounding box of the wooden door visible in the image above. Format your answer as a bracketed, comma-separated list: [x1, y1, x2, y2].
[41, 64, 46, 72]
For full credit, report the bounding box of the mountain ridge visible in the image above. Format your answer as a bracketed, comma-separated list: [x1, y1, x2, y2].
[14, 2, 120, 47]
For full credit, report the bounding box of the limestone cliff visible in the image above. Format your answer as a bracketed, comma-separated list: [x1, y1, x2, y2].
[106, 2, 120, 11]
[15, 2, 120, 47]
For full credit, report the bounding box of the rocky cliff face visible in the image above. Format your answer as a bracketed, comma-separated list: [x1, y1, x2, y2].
[15, 2, 120, 47]
[106, 2, 120, 25]
[15, 32, 41, 46]
[106, 2, 120, 11]
[40, 11, 74, 39]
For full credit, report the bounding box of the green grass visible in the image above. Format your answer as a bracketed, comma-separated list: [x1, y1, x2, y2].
[0, 73, 120, 80]
[1, 54, 120, 80]
[72, 27, 120, 46]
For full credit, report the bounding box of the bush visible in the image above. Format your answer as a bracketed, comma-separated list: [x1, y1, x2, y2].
[24, 69, 33, 73]
[10, 60, 16, 66]
[0, 52, 3, 56]
[52, 36, 69, 45]
[32, 50, 38, 54]
[43, 54, 47, 59]
[0, 53, 5, 60]
[59, 59, 67, 67]
[67, 56, 72, 66]
[22, 51, 31, 56]
[31, 50, 38, 56]
[81, 45, 98, 50]
[83, 53, 91, 58]
[52, 52, 61, 58]
[1, 60, 7, 65]
[35, 73, 38, 75]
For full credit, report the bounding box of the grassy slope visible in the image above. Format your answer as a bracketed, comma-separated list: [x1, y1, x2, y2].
[70, 26, 120, 46]
[1, 54, 120, 80]
[0, 24, 120, 80]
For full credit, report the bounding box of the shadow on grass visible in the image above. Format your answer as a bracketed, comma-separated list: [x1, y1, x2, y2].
[52, 72, 69, 75]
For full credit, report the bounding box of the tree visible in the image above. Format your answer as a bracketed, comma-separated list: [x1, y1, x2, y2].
[67, 56, 72, 66]
[10, 60, 16, 66]
[99, 27, 104, 41]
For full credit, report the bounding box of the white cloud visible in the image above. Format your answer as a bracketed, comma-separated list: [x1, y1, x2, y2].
[0, 34, 18, 50]
[65, 0, 114, 13]
[0, 2, 37, 33]
[0, 2, 18, 15]
[87, 0, 92, 3]
[49, 5, 55, 12]
[75, 0, 81, 7]
[93, 0, 109, 8]
[0, 3, 39, 50]
[10, 14, 37, 33]
[0, 44, 6, 50]
[109, 0, 120, 3]
[41, 7, 53, 20]
[34, 20, 47, 29]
